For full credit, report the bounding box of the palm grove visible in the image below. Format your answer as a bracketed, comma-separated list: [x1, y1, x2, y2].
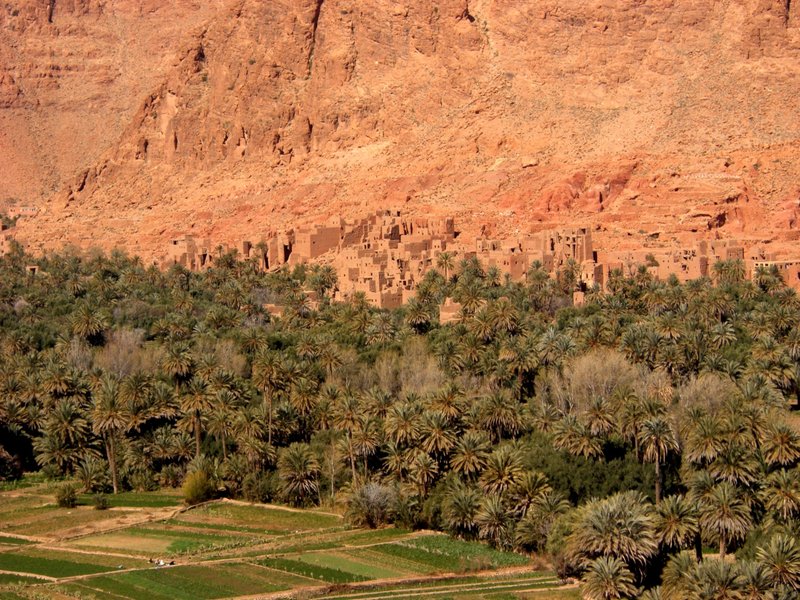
[1, 240, 800, 599]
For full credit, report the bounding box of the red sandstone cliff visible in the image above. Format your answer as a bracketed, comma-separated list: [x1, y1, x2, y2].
[3, 0, 800, 260]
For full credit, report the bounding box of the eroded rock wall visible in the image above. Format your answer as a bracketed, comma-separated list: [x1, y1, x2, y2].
[3, 0, 800, 259]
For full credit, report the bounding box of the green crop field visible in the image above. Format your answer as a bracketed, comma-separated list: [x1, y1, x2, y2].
[0, 574, 49, 586]
[77, 491, 183, 509]
[0, 484, 573, 600]
[0, 536, 32, 547]
[366, 535, 530, 573]
[173, 502, 343, 533]
[73, 524, 252, 556]
[0, 552, 113, 578]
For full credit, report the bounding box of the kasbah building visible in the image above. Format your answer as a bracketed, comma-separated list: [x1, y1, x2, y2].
[158, 210, 800, 314]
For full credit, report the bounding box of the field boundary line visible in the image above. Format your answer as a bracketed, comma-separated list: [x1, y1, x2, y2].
[0, 567, 56, 582]
[52, 498, 214, 543]
[0, 533, 39, 542]
[320, 576, 561, 600]
[37, 544, 151, 561]
[64, 580, 135, 600]
[246, 560, 326, 584]
[219, 498, 343, 518]
[227, 565, 548, 600]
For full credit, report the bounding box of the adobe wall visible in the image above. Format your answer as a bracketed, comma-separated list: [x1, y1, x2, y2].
[159, 211, 800, 304]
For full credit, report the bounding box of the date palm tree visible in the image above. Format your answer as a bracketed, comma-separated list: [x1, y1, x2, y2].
[688, 558, 745, 600]
[71, 303, 109, 344]
[567, 491, 658, 573]
[761, 422, 800, 468]
[382, 442, 410, 482]
[698, 482, 752, 559]
[431, 383, 465, 423]
[655, 495, 699, 553]
[91, 375, 127, 493]
[708, 443, 760, 488]
[119, 372, 153, 432]
[582, 557, 639, 600]
[334, 392, 362, 483]
[476, 494, 511, 549]
[352, 415, 382, 478]
[161, 342, 193, 394]
[756, 534, 800, 591]
[450, 431, 490, 479]
[238, 327, 268, 356]
[499, 335, 538, 400]
[366, 312, 397, 346]
[405, 298, 432, 334]
[384, 402, 421, 448]
[470, 308, 495, 343]
[318, 341, 343, 381]
[662, 551, 698, 599]
[640, 417, 678, 503]
[180, 377, 213, 459]
[553, 415, 603, 460]
[510, 470, 551, 517]
[761, 468, 800, 525]
[684, 414, 725, 466]
[207, 390, 238, 461]
[489, 297, 519, 335]
[480, 445, 525, 496]
[278, 442, 320, 507]
[251, 350, 285, 446]
[409, 450, 438, 498]
[479, 392, 524, 442]
[586, 396, 617, 438]
[290, 376, 319, 418]
[442, 481, 480, 539]
[515, 490, 570, 551]
[420, 411, 457, 457]
[436, 251, 455, 281]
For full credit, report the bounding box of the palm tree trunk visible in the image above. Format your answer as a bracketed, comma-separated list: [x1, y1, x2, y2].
[654, 460, 661, 504]
[694, 531, 703, 563]
[347, 433, 357, 484]
[719, 535, 726, 560]
[264, 388, 273, 447]
[330, 439, 336, 504]
[194, 411, 202, 459]
[107, 434, 119, 494]
[221, 430, 227, 462]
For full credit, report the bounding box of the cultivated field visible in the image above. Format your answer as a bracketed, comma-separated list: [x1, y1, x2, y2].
[0, 481, 578, 600]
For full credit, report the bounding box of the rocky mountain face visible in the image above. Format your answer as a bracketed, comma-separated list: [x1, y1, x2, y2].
[3, 0, 800, 260]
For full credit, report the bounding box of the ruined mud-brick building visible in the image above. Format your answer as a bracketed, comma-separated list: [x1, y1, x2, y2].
[161, 209, 800, 310]
[164, 235, 215, 271]
[318, 211, 458, 308]
[474, 228, 594, 284]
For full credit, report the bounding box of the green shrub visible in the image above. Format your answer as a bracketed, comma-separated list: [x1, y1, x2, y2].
[76, 456, 109, 493]
[241, 471, 278, 503]
[92, 493, 109, 510]
[158, 464, 183, 489]
[128, 469, 159, 492]
[41, 464, 61, 480]
[182, 470, 214, 505]
[0, 445, 22, 482]
[346, 482, 397, 528]
[56, 483, 78, 508]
